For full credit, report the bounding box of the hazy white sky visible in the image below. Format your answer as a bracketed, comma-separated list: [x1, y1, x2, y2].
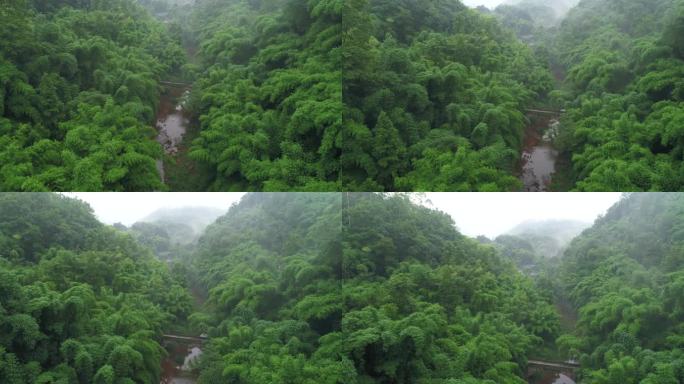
[64, 193, 244, 226]
[423, 193, 622, 238]
[65, 192, 621, 238]
[462, 0, 506, 9]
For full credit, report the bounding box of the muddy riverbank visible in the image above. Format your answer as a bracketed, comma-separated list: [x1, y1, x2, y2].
[155, 85, 191, 183]
[520, 112, 561, 191]
[529, 372, 576, 384]
[160, 340, 202, 384]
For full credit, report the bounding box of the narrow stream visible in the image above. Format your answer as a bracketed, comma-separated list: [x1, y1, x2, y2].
[529, 372, 576, 384]
[156, 85, 191, 183]
[520, 113, 560, 191]
[160, 341, 202, 384]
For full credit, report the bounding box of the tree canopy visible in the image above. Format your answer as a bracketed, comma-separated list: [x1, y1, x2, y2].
[7, 192, 684, 382]
[556, 193, 684, 382]
[0, 0, 186, 191]
[186, 0, 342, 191]
[2, 0, 684, 191]
[341, 0, 553, 191]
[548, 0, 684, 191]
[183, 192, 559, 383]
[0, 193, 193, 383]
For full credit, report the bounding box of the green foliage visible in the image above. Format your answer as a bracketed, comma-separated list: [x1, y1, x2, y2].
[192, 193, 344, 383]
[340, 194, 559, 382]
[23, 192, 684, 383]
[0, 0, 185, 191]
[120, 206, 225, 260]
[552, 0, 684, 191]
[188, 193, 559, 382]
[0, 193, 193, 383]
[560, 193, 684, 382]
[0, 193, 100, 262]
[187, 0, 342, 191]
[341, 0, 553, 191]
[494, 235, 542, 272]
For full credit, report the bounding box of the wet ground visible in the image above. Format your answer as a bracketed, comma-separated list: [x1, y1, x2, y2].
[155, 85, 191, 183]
[520, 113, 560, 191]
[529, 372, 576, 384]
[160, 342, 202, 384]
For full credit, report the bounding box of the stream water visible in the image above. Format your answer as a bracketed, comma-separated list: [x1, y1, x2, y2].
[520, 113, 560, 191]
[155, 85, 191, 183]
[160, 342, 202, 384]
[530, 372, 576, 384]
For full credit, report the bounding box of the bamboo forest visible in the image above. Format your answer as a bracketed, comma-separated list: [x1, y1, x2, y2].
[343, 0, 684, 191]
[0, 0, 681, 191]
[0, 0, 341, 191]
[0, 192, 682, 384]
[3, 0, 684, 382]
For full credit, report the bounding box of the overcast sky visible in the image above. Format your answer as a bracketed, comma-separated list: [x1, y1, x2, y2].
[65, 192, 621, 238]
[64, 193, 244, 226]
[462, 0, 506, 9]
[423, 193, 622, 238]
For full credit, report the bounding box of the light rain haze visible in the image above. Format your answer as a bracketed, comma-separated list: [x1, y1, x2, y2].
[68, 192, 621, 239]
[462, 0, 506, 8]
[64, 192, 245, 226]
[424, 193, 622, 238]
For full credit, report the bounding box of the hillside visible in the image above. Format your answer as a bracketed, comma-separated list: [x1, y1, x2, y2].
[5, 193, 684, 383]
[496, 0, 580, 31]
[0, 0, 342, 191]
[0, 0, 185, 191]
[142, 206, 224, 234]
[508, 219, 589, 256]
[0, 193, 193, 383]
[188, 193, 344, 382]
[556, 193, 684, 382]
[185, 193, 559, 382]
[340, 194, 559, 382]
[342, 0, 553, 191]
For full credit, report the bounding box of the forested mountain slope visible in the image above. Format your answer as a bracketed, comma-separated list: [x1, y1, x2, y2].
[12, 192, 684, 383]
[554, 0, 684, 190]
[0, 0, 343, 192]
[506, 219, 589, 258]
[342, 0, 553, 191]
[187, 193, 559, 382]
[189, 193, 344, 382]
[122, 206, 223, 262]
[142, 206, 224, 234]
[0, 0, 185, 191]
[493, 0, 579, 38]
[0, 193, 193, 383]
[341, 194, 559, 382]
[187, 0, 342, 191]
[558, 193, 684, 382]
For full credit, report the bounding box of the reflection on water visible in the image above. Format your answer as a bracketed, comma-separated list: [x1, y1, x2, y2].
[157, 88, 190, 155]
[182, 346, 202, 370]
[156, 160, 165, 184]
[160, 343, 201, 384]
[167, 378, 195, 384]
[529, 371, 576, 384]
[155, 86, 191, 183]
[520, 115, 559, 191]
[522, 144, 558, 192]
[552, 374, 576, 384]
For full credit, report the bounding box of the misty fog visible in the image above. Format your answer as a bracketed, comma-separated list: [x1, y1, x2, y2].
[424, 192, 621, 238]
[464, 0, 580, 14]
[64, 192, 243, 225]
[68, 192, 621, 240]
